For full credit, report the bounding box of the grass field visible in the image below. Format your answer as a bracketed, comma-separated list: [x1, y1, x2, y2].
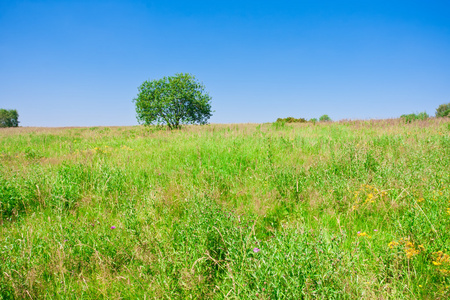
[1, 119, 450, 299]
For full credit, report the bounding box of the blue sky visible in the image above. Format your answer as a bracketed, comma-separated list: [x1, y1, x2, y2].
[1, 0, 449, 126]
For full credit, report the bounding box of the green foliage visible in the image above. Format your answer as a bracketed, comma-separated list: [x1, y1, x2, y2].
[400, 114, 416, 123]
[416, 111, 429, 120]
[436, 103, 450, 117]
[133, 73, 212, 129]
[309, 118, 318, 123]
[319, 114, 332, 122]
[400, 111, 429, 123]
[276, 117, 307, 123]
[0, 109, 19, 127]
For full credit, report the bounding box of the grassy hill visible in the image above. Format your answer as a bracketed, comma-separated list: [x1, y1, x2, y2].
[1, 119, 449, 299]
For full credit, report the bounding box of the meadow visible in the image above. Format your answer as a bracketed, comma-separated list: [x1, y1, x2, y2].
[0, 119, 449, 299]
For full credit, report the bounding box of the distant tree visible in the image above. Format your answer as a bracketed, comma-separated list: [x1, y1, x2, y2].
[0, 109, 19, 127]
[319, 114, 332, 122]
[400, 112, 429, 123]
[400, 114, 416, 123]
[416, 111, 429, 120]
[436, 103, 450, 117]
[276, 117, 307, 123]
[309, 118, 318, 123]
[133, 73, 212, 129]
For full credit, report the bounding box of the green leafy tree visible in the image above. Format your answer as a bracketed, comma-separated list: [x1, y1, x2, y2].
[319, 114, 332, 122]
[133, 73, 212, 129]
[0, 109, 19, 127]
[436, 103, 450, 117]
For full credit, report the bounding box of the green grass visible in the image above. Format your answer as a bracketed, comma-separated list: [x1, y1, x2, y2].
[1, 119, 449, 299]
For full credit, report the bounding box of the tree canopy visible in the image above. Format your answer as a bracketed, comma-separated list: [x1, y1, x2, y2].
[0, 109, 19, 127]
[133, 73, 212, 129]
[319, 114, 332, 122]
[436, 103, 450, 117]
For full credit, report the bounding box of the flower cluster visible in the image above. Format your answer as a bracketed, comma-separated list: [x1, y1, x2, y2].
[388, 241, 399, 249]
[405, 241, 423, 259]
[357, 231, 371, 238]
[432, 251, 449, 266]
[432, 251, 450, 276]
[351, 184, 387, 211]
[388, 238, 423, 259]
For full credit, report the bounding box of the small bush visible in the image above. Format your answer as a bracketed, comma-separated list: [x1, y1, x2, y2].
[400, 112, 429, 123]
[436, 103, 450, 117]
[276, 117, 308, 123]
[416, 111, 429, 120]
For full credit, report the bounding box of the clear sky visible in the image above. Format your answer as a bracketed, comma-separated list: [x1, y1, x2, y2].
[1, 0, 449, 126]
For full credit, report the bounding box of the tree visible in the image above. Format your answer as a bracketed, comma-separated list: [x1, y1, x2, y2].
[436, 103, 450, 117]
[133, 73, 212, 129]
[319, 114, 332, 122]
[0, 109, 19, 127]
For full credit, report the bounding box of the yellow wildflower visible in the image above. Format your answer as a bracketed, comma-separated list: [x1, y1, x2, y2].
[405, 247, 420, 259]
[388, 241, 399, 249]
[432, 251, 450, 267]
[404, 241, 421, 259]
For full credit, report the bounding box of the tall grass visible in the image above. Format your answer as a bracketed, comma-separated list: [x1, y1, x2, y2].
[0, 119, 449, 299]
